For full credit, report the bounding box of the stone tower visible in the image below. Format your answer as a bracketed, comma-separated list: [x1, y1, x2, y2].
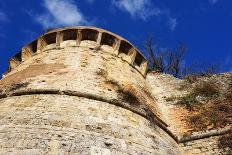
[0, 27, 182, 154]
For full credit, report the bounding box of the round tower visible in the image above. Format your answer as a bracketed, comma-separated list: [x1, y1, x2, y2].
[0, 27, 182, 154]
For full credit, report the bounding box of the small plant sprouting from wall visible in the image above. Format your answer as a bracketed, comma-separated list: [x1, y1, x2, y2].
[177, 94, 198, 111]
[175, 79, 219, 110]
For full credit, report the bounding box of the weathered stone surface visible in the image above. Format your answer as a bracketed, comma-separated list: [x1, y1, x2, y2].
[0, 95, 180, 154]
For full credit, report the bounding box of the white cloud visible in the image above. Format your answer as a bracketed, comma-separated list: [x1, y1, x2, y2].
[209, 0, 219, 5]
[112, 0, 177, 31]
[36, 0, 88, 28]
[0, 11, 9, 22]
[112, 0, 161, 20]
[168, 17, 177, 31]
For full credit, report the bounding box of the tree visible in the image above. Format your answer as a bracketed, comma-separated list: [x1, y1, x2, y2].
[145, 36, 220, 78]
[145, 37, 187, 78]
[166, 45, 187, 78]
[144, 37, 166, 72]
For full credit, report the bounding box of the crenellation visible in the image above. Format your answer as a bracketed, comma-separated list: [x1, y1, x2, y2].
[22, 47, 33, 61]
[9, 52, 22, 70]
[119, 40, 133, 55]
[119, 47, 137, 65]
[96, 32, 102, 46]
[114, 39, 121, 55]
[4, 27, 148, 77]
[56, 31, 64, 47]
[77, 29, 82, 45]
[134, 52, 148, 76]
[101, 32, 118, 48]
[59, 30, 77, 48]
[27, 40, 38, 53]
[14, 51, 23, 62]
[134, 52, 144, 67]
[37, 36, 48, 52]
[43, 32, 57, 45]
[9, 58, 20, 70]
[81, 29, 99, 42]
[62, 29, 77, 41]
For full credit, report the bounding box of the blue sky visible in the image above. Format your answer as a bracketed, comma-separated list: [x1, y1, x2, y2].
[0, 0, 231, 77]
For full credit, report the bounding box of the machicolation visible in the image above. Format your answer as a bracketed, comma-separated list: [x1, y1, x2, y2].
[6, 27, 148, 77]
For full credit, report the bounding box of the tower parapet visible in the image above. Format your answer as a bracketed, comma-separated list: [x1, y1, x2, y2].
[5, 27, 148, 77]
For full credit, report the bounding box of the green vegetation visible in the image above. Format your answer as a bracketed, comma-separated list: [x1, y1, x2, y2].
[177, 94, 198, 111]
[169, 78, 231, 131]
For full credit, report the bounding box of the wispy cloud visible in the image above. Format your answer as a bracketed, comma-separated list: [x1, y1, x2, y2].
[209, 0, 219, 5]
[112, 0, 177, 31]
[0, 10, 9, 22]
[36, 0, 88, 28]
[112, 0, 161, 20]
[168, 17, 177, 31]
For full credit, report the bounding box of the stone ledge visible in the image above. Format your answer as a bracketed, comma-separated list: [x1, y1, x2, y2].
[0, 89, 176, 141]
[178, 127, 232, 143]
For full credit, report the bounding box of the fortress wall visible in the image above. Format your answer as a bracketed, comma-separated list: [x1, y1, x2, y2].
[1, 45, 161, 121]
[0, 27, 182, 154]
[0, 94, 181, 155]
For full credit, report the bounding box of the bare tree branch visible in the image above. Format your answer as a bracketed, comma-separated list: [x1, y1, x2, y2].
[144, 37, 166, 72]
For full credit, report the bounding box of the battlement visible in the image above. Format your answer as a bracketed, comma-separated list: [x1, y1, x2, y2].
[5, 26, 148, 77]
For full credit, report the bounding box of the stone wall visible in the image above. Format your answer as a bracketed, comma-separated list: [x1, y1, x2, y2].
[146, 72, 232, 155]
[0, 27, 182, 154]
[0, 94, 181, 154]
